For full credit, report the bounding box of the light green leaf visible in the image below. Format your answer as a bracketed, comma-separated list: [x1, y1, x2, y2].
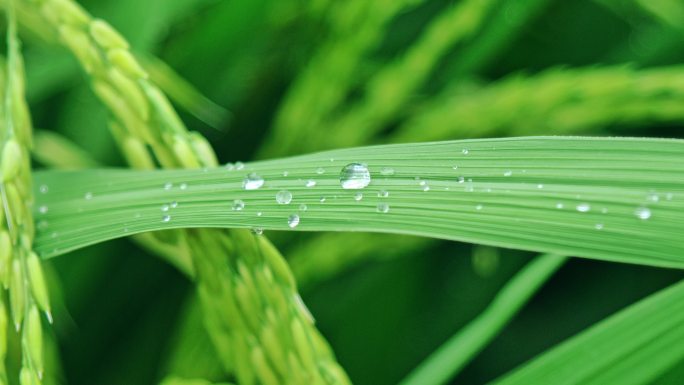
[493, 278, 684, 385]
[32, 137, 684, 269]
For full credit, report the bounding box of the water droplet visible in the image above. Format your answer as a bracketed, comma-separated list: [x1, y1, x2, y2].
[283, 171, 289, 177]
[503, 170, 512, 177]
[635, 207, 651, 220]
[380, 167, 395, 176]
[162, 215, 171, 222]
[235, 162, 245, 170]
[287, 214, 300, 228]
[161, 204, 170, 212]
[256, 211, 263, 217]
[646, 193, 659, 203]
[84, 192, 93, 200]
[164, 182, 173, 190]
[452, 165, 458, 170]
[225, 162, 235, 170]
[376, 203, 390, 213]
[556, 203, 564, 209]
[252, 227, 263, 235]
[537, 184, 544, 189]
[354, 192, 363, 201]
[305, 179, 316, 188]
[39, 185, 48, 194]
[422, 185, 430, 192]
[170, 201, 178, 208]
[462, 149, 469, 155]
[233, 199, 245, 211]
[243, 173, 264, 190]
[180, 183, 188, 190]
[316, 167, 325, 175]
[319, 197, 326, 203]
[475, 204, 483, 210]
[419, 180, 426, 186]
[299, 204, 308, 212]
[576, 203, 591, 212]
[378, 190, 389, 198]
[38, 205, 48, 214]
[457, 176, 465, 183]
[595, 223, 604, 230]
[340, 163, 371, 189]
[276, 190, 293, 204]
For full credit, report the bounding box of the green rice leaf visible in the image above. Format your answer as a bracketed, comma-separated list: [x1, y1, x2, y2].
[32, 137, 684, 268]
[492, 278, 684, 385]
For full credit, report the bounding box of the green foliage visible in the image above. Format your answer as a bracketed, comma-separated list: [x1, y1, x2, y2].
[0, 0, 682, 384]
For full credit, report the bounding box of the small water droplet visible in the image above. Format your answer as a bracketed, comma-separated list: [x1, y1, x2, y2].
[276, 190, 293, 204]
[225, 162, 235, 170]
[170, 201, 178, 208]
[164, 182, 173, 190]
[419, 180, 426, 186]
[162, 215, 171, 222]
[235, 162, 244, 170]
[475, 204, 483, 210]
[287, 214, 300, 228]
[283, 171, 289, 177]
[233, 199, 245, 211]
[243, 173, 265, 190]
[376, 203, 390, 213]
[457, 176, 465, 183]
[595, 223, 604, 230]
[316, 167, 325, 175]
[646, 193, 659, 203]
[462, 149, 469, 155]
[39, 185, 48, 194]
[452, 165, 458, 170]
[161, 204, 170, 212]
[256, 211, 263, 217]
[576, 203, 591, 212]
[537, 184, 544, 189]
[180, 183, 188, 190]
[319, 197, 326, 203]
[503, 170, 512, 177]
[635, 207, 651, 220]
[305, 179, 316, 188]
[422, 185, 430, 192]
[380, 167, 395, 176]
[299, 204, 308, 211]
[252, 227, 264, 235]
[340, 163, 371, 189]
[84, 192, 93, 200]
[354, 192, 363, 201]
[556, 203, 564, 209]
[378, 190, 389, 198]
[38, 205, 48, 214]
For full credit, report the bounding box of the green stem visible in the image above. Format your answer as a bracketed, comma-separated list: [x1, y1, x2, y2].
[399, 253, 566, 385]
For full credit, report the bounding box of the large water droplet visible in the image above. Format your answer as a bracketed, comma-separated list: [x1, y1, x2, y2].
[233, 199, 245, 211]
[287, 214, 300, 228]
[243, 173, 264, 190]
[276, 190, 293, 204]
[377, 203, 390, 213]
[635, 207, 651, 220]
[340, 163, 371, 189]
[576, 203, 591, 212]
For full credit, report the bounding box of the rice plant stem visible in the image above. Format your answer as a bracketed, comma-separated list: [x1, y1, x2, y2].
[399, 253, 566, 385]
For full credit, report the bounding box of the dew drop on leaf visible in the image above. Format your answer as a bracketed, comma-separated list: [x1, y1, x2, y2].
[635, 207, 651, 220]
[299, 204, 308, 211]
[377, 203, 390, 213]
[161, 204, 170, 212]
[180, 183, 188, 190]
[305, 179, 316, 188]
[85, 192, 93, 200]
[340, 163, 371, 189]
[243, 173, 264, 190]
[380, 167, 395, 176]
[504, 170, 512, 177]
[354, 192, 363, 201]
[576, 203, 591, 212]
[39, 185, 48, 194]
[378, 190, 389, 198]
[233, 199, 245, 211]
[164, 182, 173, 190]
[287, 214, 300, 228]
[162, 215, 171, 222]
[276, 190, 293, 204]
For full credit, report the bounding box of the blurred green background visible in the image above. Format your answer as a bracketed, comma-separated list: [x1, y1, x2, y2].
[16, 0, 684, 384]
